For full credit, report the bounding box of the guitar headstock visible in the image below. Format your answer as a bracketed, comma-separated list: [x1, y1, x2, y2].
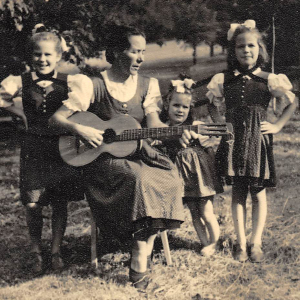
[196, 122, 234, 140]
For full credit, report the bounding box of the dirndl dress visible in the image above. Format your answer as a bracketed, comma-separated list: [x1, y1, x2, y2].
[215, 72, 277, 187]
[161, 136, 223, 199]
[19, 72, 84, 205]
[84, 75, 184, 240]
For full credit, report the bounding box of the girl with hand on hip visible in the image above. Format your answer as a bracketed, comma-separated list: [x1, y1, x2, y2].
[206, 20, 297, 262]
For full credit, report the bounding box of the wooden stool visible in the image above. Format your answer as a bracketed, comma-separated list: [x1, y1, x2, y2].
[90, 214, 172, 268]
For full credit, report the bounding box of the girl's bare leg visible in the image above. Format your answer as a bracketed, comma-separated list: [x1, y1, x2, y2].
[250, 187, 267, 246]
[200, 196, 220, 245]
[51, 200, 68, 255]
[51, 200, 68, 270]
[186, 200, 209, 246]
[232, 182, 248, 255]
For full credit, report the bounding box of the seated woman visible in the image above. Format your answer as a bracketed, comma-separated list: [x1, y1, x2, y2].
[50, 25, 184, 289]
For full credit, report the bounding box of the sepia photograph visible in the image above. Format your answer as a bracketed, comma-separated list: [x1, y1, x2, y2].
[0, 0, 299, 299]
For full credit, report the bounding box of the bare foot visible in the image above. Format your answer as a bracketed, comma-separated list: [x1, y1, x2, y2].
[200, 243, 217, 257]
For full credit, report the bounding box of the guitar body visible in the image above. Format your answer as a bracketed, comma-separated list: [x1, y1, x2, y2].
[59, 112, 140, 166]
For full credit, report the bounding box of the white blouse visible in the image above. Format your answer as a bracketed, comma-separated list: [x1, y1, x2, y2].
[206, 68, 296, 107]
[0, 71, 93, 110]
[63, 71, 162, 115]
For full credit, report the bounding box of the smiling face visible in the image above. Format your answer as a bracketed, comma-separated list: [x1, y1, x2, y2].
[167, 92, 192, 126]
[32, 40, 62, 74]
[235, 32, 259, 69]
[115, 35, 146, 76]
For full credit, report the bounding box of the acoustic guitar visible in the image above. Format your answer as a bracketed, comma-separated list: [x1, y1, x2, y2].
[59, 111, 234, 166]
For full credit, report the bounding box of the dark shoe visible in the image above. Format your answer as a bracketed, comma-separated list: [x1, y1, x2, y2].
[51, 253, 65, 271]
[234, 244, 248, 262]
[250, 244, 264, 263]
[129, 268, 150, 290]
[28, 252, 43, 275]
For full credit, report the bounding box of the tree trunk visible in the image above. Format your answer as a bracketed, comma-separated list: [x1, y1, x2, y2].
[193, 44, 197, 65]
[210, 43, 214, 57]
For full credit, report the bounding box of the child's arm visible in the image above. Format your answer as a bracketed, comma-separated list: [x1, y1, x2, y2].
[261, 97, 298, 134]
[208, 103, 224, 123]
[262, 74, 299, 134]
[4, 105, 28, 129]
[0, 75, 27, 128]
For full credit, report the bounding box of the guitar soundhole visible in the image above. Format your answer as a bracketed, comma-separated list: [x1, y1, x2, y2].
[103, 128, 117, 144]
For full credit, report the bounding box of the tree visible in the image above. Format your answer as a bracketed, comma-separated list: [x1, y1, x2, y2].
[167, 0, 219, 64]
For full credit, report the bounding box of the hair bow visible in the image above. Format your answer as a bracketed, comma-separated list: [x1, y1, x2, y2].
[32, 23, 69, 52]
[227, 20, 256, 41]
[32, 23, 47, 35]
[171, 78, 195, 93]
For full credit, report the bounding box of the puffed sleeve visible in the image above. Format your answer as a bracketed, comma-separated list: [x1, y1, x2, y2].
[268, 73, 296, 104]
[143, 77, 162, 115]
[63, 74, 94, 112]
[205, 73, 225, 107]
[0, 75, 22, 108]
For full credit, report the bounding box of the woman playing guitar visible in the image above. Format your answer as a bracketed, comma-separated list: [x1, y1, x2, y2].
[50, 25, 188, 290]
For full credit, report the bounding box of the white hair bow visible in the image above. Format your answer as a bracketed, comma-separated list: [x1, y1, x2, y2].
[171, 78, 195, 93]
[32, 23, 46, 35]
[31, 23, 69, 52]
[227, 20, 256, 41]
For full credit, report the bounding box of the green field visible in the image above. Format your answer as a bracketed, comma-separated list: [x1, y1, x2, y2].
[0, 51, 300, 300]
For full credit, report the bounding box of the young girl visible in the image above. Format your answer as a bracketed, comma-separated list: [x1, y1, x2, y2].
[160, 77, 223, 256]
[0, 26, 90, 273]
[206, 20, 298, 262]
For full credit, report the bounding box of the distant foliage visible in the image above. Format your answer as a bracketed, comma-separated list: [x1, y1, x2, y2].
[0, 0, 299, 76]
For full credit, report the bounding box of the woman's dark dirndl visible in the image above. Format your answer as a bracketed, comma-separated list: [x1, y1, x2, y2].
[84, 75, 184, 240]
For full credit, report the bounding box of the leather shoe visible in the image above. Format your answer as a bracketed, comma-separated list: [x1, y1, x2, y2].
[129, 268, 150, 290]
[51, 253, 65, 271]
[28, 252, 43, 274]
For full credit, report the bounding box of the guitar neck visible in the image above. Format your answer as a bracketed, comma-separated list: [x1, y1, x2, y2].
[114, 123, 231, 142]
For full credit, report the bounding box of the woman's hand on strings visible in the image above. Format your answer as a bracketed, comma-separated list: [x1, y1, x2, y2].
[77, 125, 104, 148]
[261, 121, 281, 134]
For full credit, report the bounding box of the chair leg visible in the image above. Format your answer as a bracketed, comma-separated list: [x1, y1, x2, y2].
[91, 213, 98, 268]
[161, 230, 172, 265]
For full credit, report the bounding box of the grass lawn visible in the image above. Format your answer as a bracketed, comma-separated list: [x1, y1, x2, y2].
[0, 51, 300, 300]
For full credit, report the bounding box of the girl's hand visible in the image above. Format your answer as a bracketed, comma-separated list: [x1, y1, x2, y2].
[76, 124, 104, 148]
[261, 121, 281, 135]
[5, 106, 28, 130]
[179, 130, 198, 148]
[198, 134, 214, 148]
[147, 138, 162, 146]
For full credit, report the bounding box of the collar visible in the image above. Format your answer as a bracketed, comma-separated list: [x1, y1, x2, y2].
[32, 70, 57, 81]
[101, 70, 137, 87]
[234, 67, 261, 79]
